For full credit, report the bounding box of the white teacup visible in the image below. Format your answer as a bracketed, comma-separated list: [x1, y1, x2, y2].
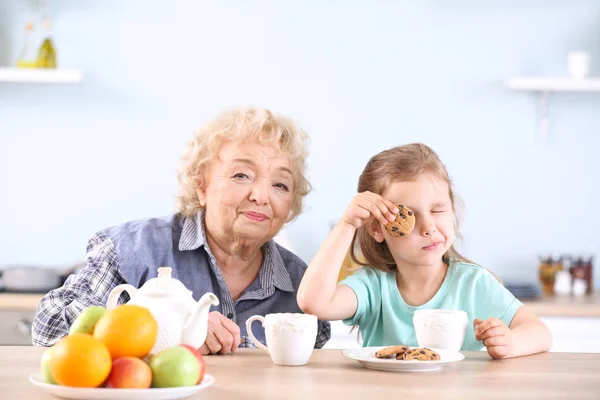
[413, 309, 468, 352]
[246, 313, 317, 366]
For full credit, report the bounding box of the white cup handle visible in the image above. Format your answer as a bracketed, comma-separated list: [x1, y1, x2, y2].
[245, 315, 268, 351]
[106, 284, 137, 309]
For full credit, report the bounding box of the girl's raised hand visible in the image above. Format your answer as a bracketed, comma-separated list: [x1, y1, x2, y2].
[341, 191, 399, 229]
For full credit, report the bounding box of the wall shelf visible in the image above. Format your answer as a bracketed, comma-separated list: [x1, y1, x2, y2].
[0, 67, 82, 83]
[507, 77, 600, 92]
[506, 77, 600, 144]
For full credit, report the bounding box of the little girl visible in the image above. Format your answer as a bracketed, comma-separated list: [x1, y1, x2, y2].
[297, 143, 552, 359]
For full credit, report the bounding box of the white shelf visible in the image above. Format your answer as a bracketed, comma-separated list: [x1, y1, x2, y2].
[507, 77, 600, 92]
[506, 77, 600, 145]
[0, 67, 82, 83]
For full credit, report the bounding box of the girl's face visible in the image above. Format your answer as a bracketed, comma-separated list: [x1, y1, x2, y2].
[369, 173, 455, 268]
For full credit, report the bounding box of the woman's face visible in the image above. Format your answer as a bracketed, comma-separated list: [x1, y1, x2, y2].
[197, 140, 295, 245]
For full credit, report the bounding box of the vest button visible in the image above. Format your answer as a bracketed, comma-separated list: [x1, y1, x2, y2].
[227, 313, 233, 319]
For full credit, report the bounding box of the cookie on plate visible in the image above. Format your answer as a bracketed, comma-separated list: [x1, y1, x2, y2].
[402, 348, 440, 361]
[375, 345, 410, 359]
[384, 204, 415, 237]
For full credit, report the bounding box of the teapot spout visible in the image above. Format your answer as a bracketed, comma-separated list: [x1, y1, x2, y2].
[181, 293, 220, 349]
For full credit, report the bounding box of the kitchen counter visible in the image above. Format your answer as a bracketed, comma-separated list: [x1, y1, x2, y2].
[0, 293, 44, 311]
[2, 347, 600, 399]
[1, 291, 600, 317]
[523, 292, 600, 318]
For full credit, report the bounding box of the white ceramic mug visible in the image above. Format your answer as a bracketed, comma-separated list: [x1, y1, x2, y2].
[413, 309, 468, 352]
[246, 313, 318, 366]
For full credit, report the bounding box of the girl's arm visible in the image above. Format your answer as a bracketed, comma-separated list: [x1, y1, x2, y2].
[506, 307, 553, 357]
[474, 307, 552, 359]
[297, 221, 359, 321]
[297, 192, 398, 321]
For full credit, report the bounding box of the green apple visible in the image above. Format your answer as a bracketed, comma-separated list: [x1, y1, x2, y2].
[41, 348, 57, 384]
[150, 347, 200, 388]
[69, 306, 107, 335]
[179, 344, 206, 384]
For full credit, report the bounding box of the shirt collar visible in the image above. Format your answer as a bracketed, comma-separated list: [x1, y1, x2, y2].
[179, 210, 294, 293]
[179, 210, 207, 251]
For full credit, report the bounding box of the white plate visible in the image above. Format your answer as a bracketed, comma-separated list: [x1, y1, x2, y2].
[29, 372, 215, 400]
[342, 347, 464, 372]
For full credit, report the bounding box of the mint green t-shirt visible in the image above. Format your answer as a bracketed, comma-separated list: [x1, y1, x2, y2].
[339, 261, 523, 350]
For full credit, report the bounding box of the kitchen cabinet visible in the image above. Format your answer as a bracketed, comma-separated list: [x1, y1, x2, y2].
[0, 293, 43, 346]
[540, 316, 600, 353]
[0, 309, 35, 345]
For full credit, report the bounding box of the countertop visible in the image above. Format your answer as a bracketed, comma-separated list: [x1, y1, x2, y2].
[0, 293, 45, 311]
[522, 292, 600, 318]
[2, 292, 600, 317]
[2, 347, 600, 399]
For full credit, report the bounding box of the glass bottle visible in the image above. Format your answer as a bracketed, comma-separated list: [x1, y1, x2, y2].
[37, 17, 57, 68]
[16, 22, 38, 68]
[582, 254, 594, 294]
[570, 254, 589, 294]
[538, 254, 555, 295]
[552, 254, 564, 272]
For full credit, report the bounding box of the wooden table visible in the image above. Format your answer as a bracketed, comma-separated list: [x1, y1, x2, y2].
[2, 347, 600, 399]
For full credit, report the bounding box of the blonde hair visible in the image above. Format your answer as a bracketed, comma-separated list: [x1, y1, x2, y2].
[176, 107, 311, 221]
[350, 143, 474, 273]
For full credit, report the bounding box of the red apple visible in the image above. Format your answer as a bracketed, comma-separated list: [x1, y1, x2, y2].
[106, 356, 152, 389]
[179, 344, 206, 384]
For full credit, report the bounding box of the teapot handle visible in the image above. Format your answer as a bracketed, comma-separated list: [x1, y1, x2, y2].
[106, 284, 137, 309]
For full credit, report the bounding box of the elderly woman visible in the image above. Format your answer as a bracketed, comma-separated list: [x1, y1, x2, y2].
[32, 107, 331, 354]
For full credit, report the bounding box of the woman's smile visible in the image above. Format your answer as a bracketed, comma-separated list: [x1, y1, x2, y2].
[242, 211, 269, 222]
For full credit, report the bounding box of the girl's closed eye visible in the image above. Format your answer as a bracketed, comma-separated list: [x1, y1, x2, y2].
[431, 202, 450, 214]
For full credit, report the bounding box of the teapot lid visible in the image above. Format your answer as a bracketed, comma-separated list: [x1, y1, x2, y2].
[139, 267, 192, 296]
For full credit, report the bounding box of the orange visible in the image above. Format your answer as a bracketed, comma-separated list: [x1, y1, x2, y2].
[49, 333, 111, 387]
[93, 304, 158, 359]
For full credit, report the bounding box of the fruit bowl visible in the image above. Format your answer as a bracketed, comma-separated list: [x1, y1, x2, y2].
[29, 372, 215, 400]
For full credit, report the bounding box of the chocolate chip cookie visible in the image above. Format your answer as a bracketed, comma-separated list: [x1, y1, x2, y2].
[385, 204, 415, 237]
[375, 345, 410, 358]
[402, 348, 440, 361]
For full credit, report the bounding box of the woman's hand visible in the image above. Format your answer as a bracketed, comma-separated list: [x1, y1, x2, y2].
[341, 191, 399, 229]
[474, 318, 513, 359]
[199, 311, 242, 355]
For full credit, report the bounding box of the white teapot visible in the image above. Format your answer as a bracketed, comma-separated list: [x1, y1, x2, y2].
[106, 267, 220, 355]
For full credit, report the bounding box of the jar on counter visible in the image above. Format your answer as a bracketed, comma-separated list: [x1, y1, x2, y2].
[582, 254, 594, 294]
[569, 255, 592, 293]
[539, 254, 559, 295]
[554, 271, 572, 296]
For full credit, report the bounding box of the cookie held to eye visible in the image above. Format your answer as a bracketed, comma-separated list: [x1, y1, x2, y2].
[384, 204, 415, 237]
